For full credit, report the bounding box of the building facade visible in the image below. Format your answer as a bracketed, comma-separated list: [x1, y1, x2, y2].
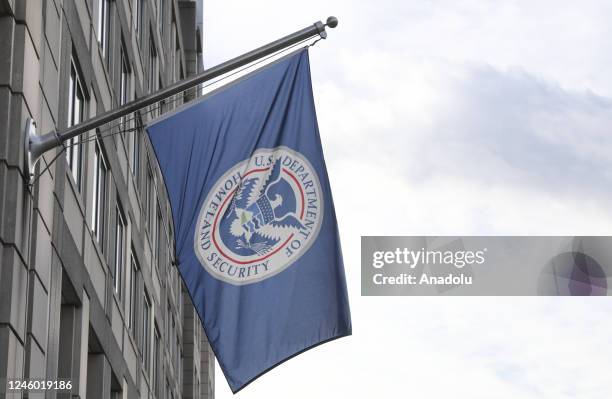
[0, 0, 214, 398]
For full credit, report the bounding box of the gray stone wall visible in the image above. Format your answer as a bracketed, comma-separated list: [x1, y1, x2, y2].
[0, 0, 213, 398]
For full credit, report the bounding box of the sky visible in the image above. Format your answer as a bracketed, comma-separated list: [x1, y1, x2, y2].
[203, 1, 612, 398]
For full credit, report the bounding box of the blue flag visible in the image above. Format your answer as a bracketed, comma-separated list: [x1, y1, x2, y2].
[146, 49, 351, 393]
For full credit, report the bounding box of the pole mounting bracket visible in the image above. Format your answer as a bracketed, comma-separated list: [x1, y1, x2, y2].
[24, 118, 37, 181]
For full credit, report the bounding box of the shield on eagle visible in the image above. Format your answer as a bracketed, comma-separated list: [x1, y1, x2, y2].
[220, 158, 305, 256]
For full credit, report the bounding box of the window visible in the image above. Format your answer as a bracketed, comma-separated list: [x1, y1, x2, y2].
[171, 21, 177, 82]
[153, 327, 161, 395]
[175, 269, 181, 313]
[175, 33, 182, 84]
[179, 281, 183, 319]
[175, 336, 181, 382]
[96, 0, 111, 58]
[119, 45, 131, 134]
[66, 61, 84, 188]
[158, 76, 165, 115]
[145, 163, 154, 228]
[130, 254, 139, 333]
[143, 290, 152, 372]
[148, 35, 158, 94]
[166, 300, 171, 345]
[131, 113, 141, 178]
[92, 142, 107, 245]
[155, 204, 162, 264]
[180, 67, 187, 104]
[120, 46, 130, 106]
[159, 0, 165, 27]
[195, 370, 200, 398]
[170, 316, 176, 365]
[135, 0, 143, 44]
[114, 203, 126, 299]
[166, 222, 172, 274]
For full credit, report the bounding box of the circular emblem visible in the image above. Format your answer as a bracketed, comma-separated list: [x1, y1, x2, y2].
[194, 146, 324, 285]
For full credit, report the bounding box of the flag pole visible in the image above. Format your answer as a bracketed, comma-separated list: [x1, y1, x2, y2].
[24, 16, 339, 180]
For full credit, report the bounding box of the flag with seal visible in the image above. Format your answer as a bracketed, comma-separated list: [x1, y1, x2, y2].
[146, 49, 351, 393]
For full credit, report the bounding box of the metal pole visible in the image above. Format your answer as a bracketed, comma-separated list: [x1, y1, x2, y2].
[25, 16, 339, 178]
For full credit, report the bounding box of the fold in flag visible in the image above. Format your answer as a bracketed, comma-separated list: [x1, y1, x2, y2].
[146, 49, 352, 393]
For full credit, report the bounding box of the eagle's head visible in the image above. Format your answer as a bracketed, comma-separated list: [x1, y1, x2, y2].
[269, 193, 283, 209]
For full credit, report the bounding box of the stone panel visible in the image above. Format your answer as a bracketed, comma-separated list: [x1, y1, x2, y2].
[0, 87, 11, 163]
[27, 271, 49, 352]
[116, 138, 128, 186]
[73, 0, 91, 51]
[25, 333, 45, 378]
[41, 38, 59, 124]
[23, 0, 43, 56]
[0, 326, 24, 382]
[35, 155, 55, 229]
[123, 328, 138, 384]
[33, 210, 52, 289]
[111, 296, 123, 349]
[85, 237, 106, 305]
[43, 0, 60, 66]
[20, 26, 41, 121]
[128, 176, 141, 231]
[0, 16, 15, 87]
[0, 245, 28, 341]
[1, 162, 28, 250]
[63, 178, 84, 254]
[91, 45, 111, 111]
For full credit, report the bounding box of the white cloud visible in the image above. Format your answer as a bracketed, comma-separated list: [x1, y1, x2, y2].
[204, 1, 612, 397]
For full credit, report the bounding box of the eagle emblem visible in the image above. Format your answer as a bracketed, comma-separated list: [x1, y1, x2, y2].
[220, 158, 305, 256]
[195, 146, 323, 285]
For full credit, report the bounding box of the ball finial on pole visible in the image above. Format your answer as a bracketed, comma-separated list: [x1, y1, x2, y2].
[326, 16, 338, 28]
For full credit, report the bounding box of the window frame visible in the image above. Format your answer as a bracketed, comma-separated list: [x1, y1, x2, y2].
[96, 0, 111, 58]
[148, 33, 158, 95]
[114, 202, 126, 300]
[153, 326, 161, 395]
[91, 140, 108, 247]
[159, 0, 165, 28]
[66, 60, 85, 189]
[171, 20, 177, 82]
[119, 42, 132, 140]
[135, 0, 144, 45]
[131, 113, 142, 179]
[120, 44, 131, 107]
[129, 253, 140, 333]
[142, 290, 152, 372]
[155, 203, 162, 265]
[145, 162, 155, 229]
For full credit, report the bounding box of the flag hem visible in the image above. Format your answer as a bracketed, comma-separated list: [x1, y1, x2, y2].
[230, 329, 353, 394]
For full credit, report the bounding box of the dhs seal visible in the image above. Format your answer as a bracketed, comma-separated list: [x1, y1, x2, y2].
[194, 146, 324, 285]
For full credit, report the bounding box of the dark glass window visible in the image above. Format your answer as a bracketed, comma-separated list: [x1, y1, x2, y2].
[66, 61, 84, 188]
[114, 203, 126, 299]
[92, 142, 107, 246]
[143, 290, 152, 372]
[96, 0, 111, 58]
[130, 254, 140, 333]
